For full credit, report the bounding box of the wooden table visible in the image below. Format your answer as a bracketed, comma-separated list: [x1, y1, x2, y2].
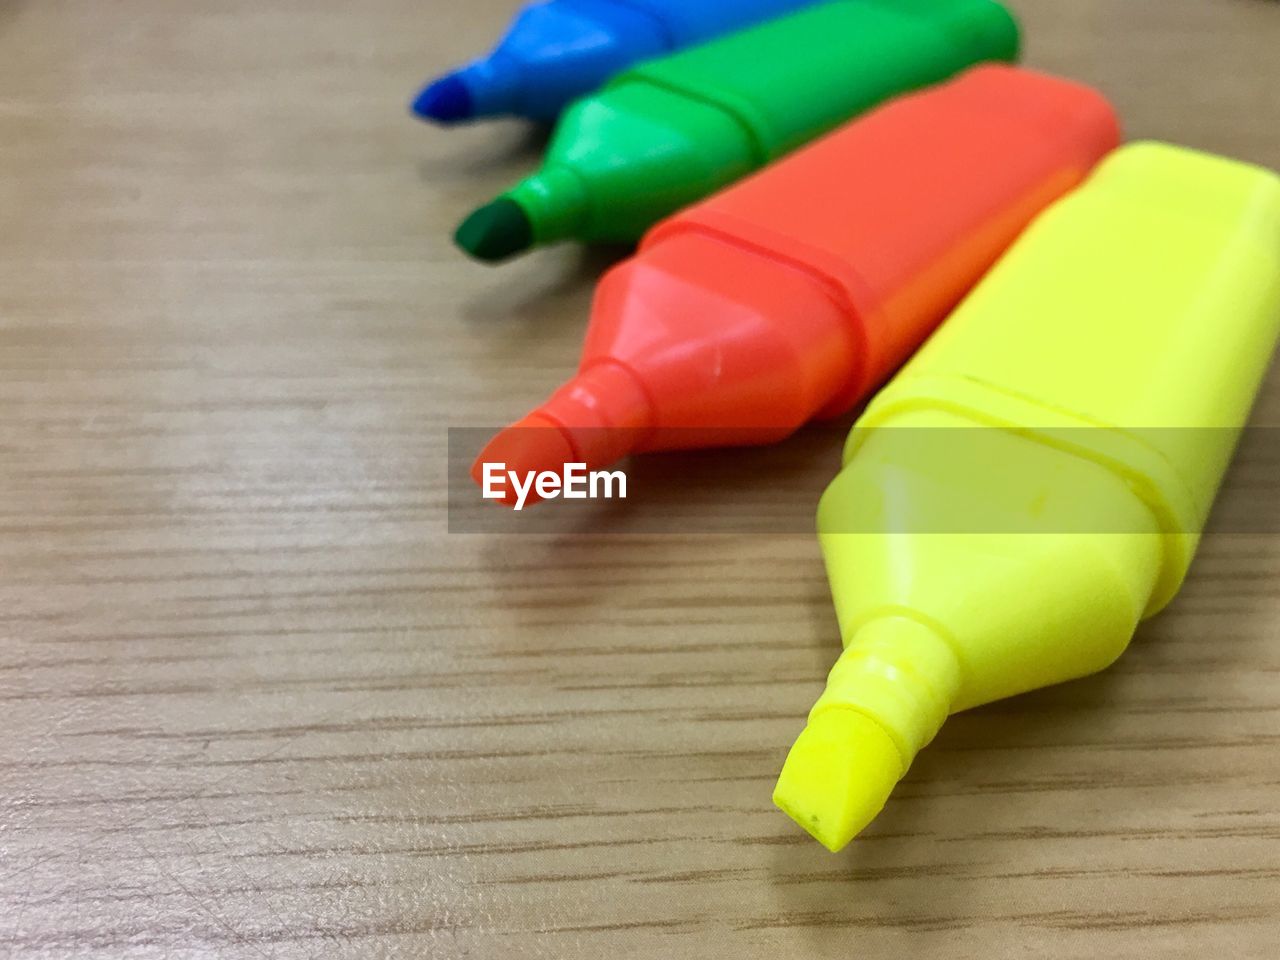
[2, 1, 1278, 957]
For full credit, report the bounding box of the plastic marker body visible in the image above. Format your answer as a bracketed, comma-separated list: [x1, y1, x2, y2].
[456, 0, 1020, 261]
[472, 66, 1118, 505]
[774, 142, 1280, 852]
[413, 0, 823, 125]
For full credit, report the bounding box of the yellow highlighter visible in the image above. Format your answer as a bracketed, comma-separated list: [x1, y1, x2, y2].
[774, 142, 1280, 852]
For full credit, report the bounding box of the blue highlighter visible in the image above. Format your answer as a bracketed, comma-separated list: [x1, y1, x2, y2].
[411, 0, 824, 124]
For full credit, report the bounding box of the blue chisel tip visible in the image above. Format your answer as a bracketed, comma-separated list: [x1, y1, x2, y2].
[412, 73, 474, 125]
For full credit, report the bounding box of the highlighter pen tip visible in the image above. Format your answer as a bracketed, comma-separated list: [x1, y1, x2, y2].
[471, 416, 577, 509]
[412, 73, 474, 125]
[773, 710, 903, 852]
[455, 198, 535, 262]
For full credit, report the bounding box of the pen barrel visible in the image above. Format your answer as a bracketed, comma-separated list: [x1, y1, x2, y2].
[625, 0, 1020, 161]
[783, 145, 1280, 852]
[821, 142, 1280, 711]
[853, 142, 1280, 609]
[622, 0, 829, 46]
[518, 0, 1022, 245]
[646, 64, 1119, 411]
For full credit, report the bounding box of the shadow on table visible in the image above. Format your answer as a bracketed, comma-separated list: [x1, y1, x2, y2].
[459, 242, 634, 333]
[0, 0, 27, 31]
[414, 121, 552, 181]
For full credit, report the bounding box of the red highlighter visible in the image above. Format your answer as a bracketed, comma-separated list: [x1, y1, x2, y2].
[474, 65, 1120, 505]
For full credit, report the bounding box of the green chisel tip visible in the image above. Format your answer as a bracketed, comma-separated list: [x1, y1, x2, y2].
[455, 199, 535, 263]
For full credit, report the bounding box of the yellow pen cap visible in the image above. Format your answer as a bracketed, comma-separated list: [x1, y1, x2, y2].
[775, 142, 1280, 851]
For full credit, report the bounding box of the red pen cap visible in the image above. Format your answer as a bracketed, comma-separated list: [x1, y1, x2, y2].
[475, 65, 1120, 504]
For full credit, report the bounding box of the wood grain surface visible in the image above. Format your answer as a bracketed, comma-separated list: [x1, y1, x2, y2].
[2, 1, 1279, 957]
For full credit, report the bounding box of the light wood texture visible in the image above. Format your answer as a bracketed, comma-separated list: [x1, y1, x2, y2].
[2, 1, 1279, 957]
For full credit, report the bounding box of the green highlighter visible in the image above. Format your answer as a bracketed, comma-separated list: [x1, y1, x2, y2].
[456, 0, 1020, 263]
